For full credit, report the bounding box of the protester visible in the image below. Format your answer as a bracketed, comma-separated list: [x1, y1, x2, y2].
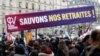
[80, 29, 100, 56]
[82, 35, 92, 47]
[29, 40, 40, 56]
[77, 35, 92, 55]
[69, 41, 79, 56]
[57, 39, 69, 56]
[14, 38, 29, 56]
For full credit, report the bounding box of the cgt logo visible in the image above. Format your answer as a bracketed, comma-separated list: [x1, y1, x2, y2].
[7, 16, 16, 25]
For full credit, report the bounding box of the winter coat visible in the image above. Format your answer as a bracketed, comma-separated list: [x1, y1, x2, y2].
[69, 47, 79, 56]
[80, 46, 100, 56]
[56, 49, 65, 56]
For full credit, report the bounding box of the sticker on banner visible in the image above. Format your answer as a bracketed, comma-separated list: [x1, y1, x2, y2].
[7, 16, 18, 30]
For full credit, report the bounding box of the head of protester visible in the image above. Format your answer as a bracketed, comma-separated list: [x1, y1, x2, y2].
[82, 35, 92, 47]
[90, 29, 100, 48]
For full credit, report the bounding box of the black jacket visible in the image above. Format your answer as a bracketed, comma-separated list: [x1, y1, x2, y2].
[56, 49, 65, 56]
[80, 46, 100, 56]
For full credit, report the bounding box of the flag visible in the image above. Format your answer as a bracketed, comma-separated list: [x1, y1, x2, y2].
[79, 30, 91, 40]
[25, 32, 32, 44]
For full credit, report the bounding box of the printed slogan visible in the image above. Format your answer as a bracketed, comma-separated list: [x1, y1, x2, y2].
[5, 6, 96, 32]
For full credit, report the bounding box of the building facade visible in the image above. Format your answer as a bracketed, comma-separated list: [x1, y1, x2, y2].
[0, 0, 100, 35]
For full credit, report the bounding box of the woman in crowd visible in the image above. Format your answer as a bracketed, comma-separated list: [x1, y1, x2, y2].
[81, 29, 100, 56]
[69, 41, 79, 56]
[57, 39, 69, 56]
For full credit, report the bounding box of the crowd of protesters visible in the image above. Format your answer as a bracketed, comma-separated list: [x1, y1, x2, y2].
[0, 28, 100, 56]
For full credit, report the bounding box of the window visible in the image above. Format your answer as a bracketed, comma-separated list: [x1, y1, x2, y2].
[2, 3, 5, 7]
[19, 2, 21, 8]
[44, 0, 46, 3]
[91, 2, 94, 5]
[32, 3, 34, 10]
[49, 0, 53, 5]
[50, 1, 52, 5]
[63, 0, 66, 2]
[26, 2, 28, 9]
[38, 5, 40, 10]
[10, 2, 12, 7]
[44, 5, 46, 10]
[39, 0, 40, 2]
